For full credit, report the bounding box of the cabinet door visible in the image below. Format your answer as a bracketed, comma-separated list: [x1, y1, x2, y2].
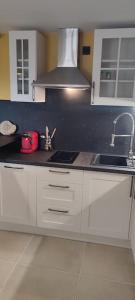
[130, 176, 135, 262]
[92, 28, 135, 106]
[9, 31, 37, 102]
[82, 172, 132, 239]
[0, 165, 36, 225]
[37, 180, 82, 232]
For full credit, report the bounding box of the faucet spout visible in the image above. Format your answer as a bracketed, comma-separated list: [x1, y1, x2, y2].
[110, 134, 115, 147]
[110, 112, 135, 159]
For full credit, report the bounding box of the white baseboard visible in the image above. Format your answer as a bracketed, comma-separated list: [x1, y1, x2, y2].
[0, 222, 130, 249]
[130, 240, 135, 262]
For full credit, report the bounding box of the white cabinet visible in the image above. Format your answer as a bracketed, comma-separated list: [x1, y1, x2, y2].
[82, 171, 132, 239]
[37, 167, 83, 232]
[9, 31, 46, 102]
[0, 161, 133, 245]
[0, 164, 36, 225]
[92, 28, 135, 106]
[130, 176, 135, 261]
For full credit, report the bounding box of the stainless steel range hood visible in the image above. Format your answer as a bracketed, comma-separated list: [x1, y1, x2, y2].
[33, 28, 90, 89]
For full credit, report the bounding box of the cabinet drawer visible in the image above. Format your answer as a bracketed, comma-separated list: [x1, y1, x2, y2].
[37, 210, 81, 232]
[38, 182, 82, 212]
[37, 181, 82, 231]
[84, 171, 129, 185]
[37, 167, 83, 184]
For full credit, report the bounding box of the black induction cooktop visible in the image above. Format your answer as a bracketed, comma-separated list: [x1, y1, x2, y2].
[48, 151, 79, 164]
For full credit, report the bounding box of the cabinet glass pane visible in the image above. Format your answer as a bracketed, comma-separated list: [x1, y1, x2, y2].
[100, 70, 116, 80]
[24, 80, 29, 94]
[101, 61, 117, 68]
[23, 60, 29, 67]
[118, 70, 135, 81]
[16, 40, 22, 67]
[120, 38, 135, 60]
[117, 82, 134, 98]
[100, 82, 116, 97]
[17, 68, 22, 80]
[23, 40, 29, 59]
[17, 80, 22, 94]
[101, 38, 119, 60]
[24, 69, 29, 79]
[16, 40, 22, 59]
[119, 61, 135, 68]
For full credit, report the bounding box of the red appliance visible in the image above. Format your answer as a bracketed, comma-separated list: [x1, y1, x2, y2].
[20, 131, 38, 153]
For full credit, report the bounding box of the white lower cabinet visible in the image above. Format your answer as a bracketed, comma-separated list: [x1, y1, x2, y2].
[0, 164, 36, 225]
[0, 163, 133, 245]
[82, 171, 132, 239]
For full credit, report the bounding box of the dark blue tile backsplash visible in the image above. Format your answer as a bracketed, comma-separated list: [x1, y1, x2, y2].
[0, 89, 135, 155]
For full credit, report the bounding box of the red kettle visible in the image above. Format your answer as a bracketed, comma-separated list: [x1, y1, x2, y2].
[20, 131, 38, 153]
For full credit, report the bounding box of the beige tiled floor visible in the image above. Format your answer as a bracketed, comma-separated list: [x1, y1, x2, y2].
[0, 231, 134, 299]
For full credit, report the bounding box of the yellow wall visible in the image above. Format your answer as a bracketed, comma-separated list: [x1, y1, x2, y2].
[79, 32, 94, 81]
[0, 32, 94, 100]
[0, 33, 10, 100]
[45, 32, 58, 71]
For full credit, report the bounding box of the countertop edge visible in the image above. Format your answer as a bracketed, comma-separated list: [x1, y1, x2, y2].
[0, 151, 135, 176]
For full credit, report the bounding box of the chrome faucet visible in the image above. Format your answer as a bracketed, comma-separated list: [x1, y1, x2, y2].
[110, 112, 135, 159]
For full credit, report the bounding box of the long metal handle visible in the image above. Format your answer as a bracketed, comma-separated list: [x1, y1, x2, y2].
[49, 170, 70, 174]
[130, 176, 133, 198]
[48, 208, 69, 214]
[32, 84, 35, 101]
[92, 81, 95, 101]
[48, 184, 69, 189]
[4, 166, 24, 170]
[133, 176, 135, 199]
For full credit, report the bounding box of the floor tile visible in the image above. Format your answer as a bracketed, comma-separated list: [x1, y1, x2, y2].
[81, 243, 135, 284]
[0, 264, 78, 300]
[0, 231, 32, 263]
[0, 259, 14, 290]
[76, 275, 135, 300]
[20, 236, 84, 274]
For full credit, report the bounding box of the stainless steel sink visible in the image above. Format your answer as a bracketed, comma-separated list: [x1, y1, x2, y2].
[92, 154, 128, 167]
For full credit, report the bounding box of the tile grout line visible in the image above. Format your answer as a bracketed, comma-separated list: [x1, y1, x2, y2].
[78, 242, 87, 279]
[73, 242, 87, 300]
[0, 234, 34, 294]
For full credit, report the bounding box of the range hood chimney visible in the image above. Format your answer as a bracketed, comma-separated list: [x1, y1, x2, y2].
[33, 28, 90, 89]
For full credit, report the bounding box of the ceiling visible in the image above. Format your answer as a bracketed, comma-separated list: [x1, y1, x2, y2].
[0, 0, 135, 32]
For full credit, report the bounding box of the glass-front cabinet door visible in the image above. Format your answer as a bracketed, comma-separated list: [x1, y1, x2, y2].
[9, 31, 37, 102]
[92, 29, 135, 106]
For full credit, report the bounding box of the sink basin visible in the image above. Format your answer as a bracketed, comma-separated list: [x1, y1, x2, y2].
[92, 154, 128, 167]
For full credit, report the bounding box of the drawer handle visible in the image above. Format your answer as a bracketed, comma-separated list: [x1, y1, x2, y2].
[48, 208, 69, 214]
[130, 176, 134, 198]
[133, 177, 135, 199]
[48, 184, 69, 189]
[49, 170, 70, 174]
[4, 166, 24, 170]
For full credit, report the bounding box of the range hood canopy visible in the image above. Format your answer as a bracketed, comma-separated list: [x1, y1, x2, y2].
[33, 28, 90, 89]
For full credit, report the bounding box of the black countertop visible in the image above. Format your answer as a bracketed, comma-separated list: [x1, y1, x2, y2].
[0, 135, 19, 148]
[0, 149, 135, 176]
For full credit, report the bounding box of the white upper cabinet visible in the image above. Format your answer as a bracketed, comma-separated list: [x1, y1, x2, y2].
[92, 28, 135, 106]
[9, 31, 46, 102]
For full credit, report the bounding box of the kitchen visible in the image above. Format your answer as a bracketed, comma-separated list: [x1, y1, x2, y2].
[0, 1, 135, 299]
